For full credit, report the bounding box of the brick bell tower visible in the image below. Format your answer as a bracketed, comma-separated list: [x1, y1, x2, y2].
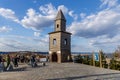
[49, 10, 72, 63]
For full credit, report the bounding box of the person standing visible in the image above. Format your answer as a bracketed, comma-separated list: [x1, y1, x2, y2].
[13, 55, 18, 67]
[30, 55, 36, 67]
[0, 55, 2, 63]
[0, 55, 5, 72]
[6, 54, 11, 69]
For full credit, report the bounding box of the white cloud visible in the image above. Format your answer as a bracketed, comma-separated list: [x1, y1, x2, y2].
[80, 13, 86, 19]
[0, 2, 120, 52]
[88, 34, 120, 52]
[21, 3, 69, 31]
[68, 11, 78, 20]
[39, 3, 57, 15]
[0, 38, 29, 51]
[0, 4, 69, 51]
[71, 44, 95, 52]
[0, 6, 53, 32]
[0, 35, 49, 51]
[90, 34, 120, 46]
[0, 26, 12, 32]
[67, 0, 120, 52]
[34, 32, 40, 37]
[0, 4, 69, 32]
[68, 6, 120, 38]
[0, 8, 19, 23]
[58, 5, 68, 14]
[100, 0, 118, 9]
[21, 8, 55, 31]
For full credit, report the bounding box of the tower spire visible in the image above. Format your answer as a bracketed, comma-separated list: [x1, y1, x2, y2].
[55, 9, 66, 21]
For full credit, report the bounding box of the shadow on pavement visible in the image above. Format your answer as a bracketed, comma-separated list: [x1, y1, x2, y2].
[3, 66, 28, 72]
[27, 63, 48, 69]
[47, 72, 120, 80]
[13, 66, 28, 71]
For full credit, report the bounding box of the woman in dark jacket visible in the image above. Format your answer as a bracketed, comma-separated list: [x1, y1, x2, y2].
[13, 55, 18, 67]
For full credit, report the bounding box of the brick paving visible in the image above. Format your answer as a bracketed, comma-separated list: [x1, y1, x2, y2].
[0, 63, 120, 80]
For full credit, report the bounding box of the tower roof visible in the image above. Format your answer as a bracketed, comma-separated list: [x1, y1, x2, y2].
[55, 10, 66, 21]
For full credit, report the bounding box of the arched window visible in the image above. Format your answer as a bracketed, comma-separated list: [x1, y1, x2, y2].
[64, 39, 67, 45]
[57, 24, 59, 28]
[53, 39, 56, 45]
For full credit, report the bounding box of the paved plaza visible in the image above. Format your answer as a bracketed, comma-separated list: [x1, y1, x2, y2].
[0, 63, 120, 80]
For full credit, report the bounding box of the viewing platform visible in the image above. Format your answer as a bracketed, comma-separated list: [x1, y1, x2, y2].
[0, 62, 120, 80]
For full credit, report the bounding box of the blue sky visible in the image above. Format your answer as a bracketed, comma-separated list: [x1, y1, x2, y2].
[0, 0, 120, 53]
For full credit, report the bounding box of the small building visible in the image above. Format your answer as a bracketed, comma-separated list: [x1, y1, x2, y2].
[48, 10, 72, 63]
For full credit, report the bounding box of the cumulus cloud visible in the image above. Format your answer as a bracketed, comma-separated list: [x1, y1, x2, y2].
[0, 26, 12, 32]
[0, 4, 68, 51]
[0, 8, 19, 23]
[80, 13, 86, 19]
[88, 34, 120, 52]
[0, 3, 69, 31]
[68, 11, 78, 20]
[68, 1, 120, 38]
[34, 32, 40, 37]
[58, 5, 68, 14]
[67, 0, 120, 52]
[100, 0, 118, 8]
[21, 3, 69, 31]
[21, 8, 54, 31]
[90, 34, 120, 46]
[39, 3, 57, 15]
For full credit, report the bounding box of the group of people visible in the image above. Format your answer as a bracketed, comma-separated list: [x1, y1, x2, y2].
[0, 54, 42, 72]
[0, 54, 19, 71]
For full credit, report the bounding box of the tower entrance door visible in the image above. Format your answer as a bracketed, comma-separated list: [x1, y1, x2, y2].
[52, 52, 58, 62]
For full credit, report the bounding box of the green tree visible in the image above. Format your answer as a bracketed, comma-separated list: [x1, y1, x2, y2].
[114, 46, 120, 59]
[73, 55, 83, 63]
[109, 58, 116, 70]
[82, 55, 90, 65]
[109, 46, 120, 70]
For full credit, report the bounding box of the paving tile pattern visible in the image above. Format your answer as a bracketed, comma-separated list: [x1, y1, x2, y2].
[0, 63, 120, 80]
